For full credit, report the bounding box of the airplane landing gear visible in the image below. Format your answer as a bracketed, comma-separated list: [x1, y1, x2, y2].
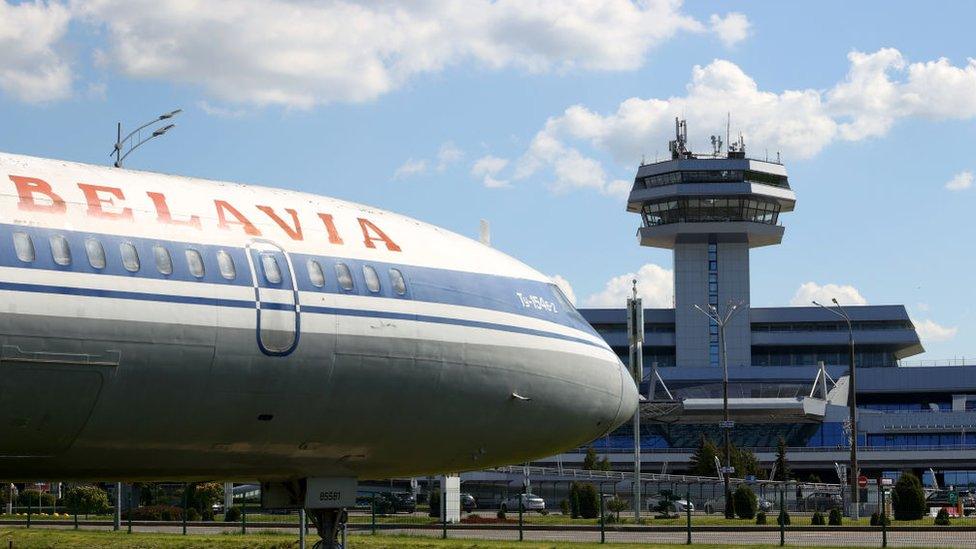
[308, 508, 347, 549]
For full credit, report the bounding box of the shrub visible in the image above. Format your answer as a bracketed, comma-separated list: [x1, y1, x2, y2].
[428, 491, 441, 518]
[732, 485, 758, 519]
[224, 506, 242, 522]
[560, 499, 571, 516]
[576, 483, 599, 519]
[186, 508, 201, 521]
[17, 490, 56, 508]
[934, 508, 951, 526]
[892, 473, 926, 521]
[653, 490, 679, 518]
[496, 508, 506, 520]
[777, 509, 791, 526]
[121, 504, 183, 521]
[828, 508, 843, 526]
[606, 496, 628, 521]
[811, 511, 825, 525]
[63, 485, 111, 515]
[870, 512, 890, 526]
[755, 511, 767, 525]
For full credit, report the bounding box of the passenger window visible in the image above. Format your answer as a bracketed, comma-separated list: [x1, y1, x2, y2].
[307, 259, 325, 288]
[363, 264, 380, 293]
[335, 263, 354, 291]
[120, 242, 140, 272]
[216, 250, 236, 280]
[185, 249, 205, 278]
[13, 232, 35, 263]
[50, 234, 71, 266]
[260, 253, 281, 284]
[389, 268, 407, 295]
[85, 238, 106, 269]
[154, 245, 173, 275]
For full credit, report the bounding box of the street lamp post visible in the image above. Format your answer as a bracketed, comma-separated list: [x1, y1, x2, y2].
[813, 298, 859, 520]
[627, 280, 644, 523]
[694, 300, 745, 520]
[112, 109, 182, 168]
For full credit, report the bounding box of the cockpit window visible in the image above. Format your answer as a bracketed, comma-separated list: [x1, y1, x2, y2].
[550, 283, 586, 324]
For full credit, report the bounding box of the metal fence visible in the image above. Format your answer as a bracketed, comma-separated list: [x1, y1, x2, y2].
[4, 479, 976, 547]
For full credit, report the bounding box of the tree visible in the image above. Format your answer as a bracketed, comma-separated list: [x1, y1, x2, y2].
[583, 447, 599, 470]
[606, 496, 628, 522]
[732, 485, 758, 519]
[569, 483, 581, 518]
[773, 437, 791, 481]
[653, 490, 679, 518]
[17, 489, 56, 508]
[689, 435, 721, 476]
[428, 490, 441, 518]
[731, 445, 764, 479]
[576, 483, 599, 519]
[64, 485, 110, 515]
[892, 472, 926, 521]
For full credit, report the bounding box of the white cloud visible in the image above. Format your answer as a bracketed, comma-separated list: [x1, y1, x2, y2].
[393, 158, 428, 179]
[709, 12, 750, 48]
[912, 318, 958, 343]
[945, 171, 973, 191]
[197, 100, 247, 118]
[583, 263, 673, 308]
[0, 0, 73, 102]
[549, 274, 577, 306]
[436, 141, 464, 171]
[471, 155, 511, 188]
[514, 49, 976, 196]
[71, 0, 727, 108]
[790, 282, 868, 307]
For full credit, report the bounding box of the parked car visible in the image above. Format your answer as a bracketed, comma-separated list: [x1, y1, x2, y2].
[803, 491, 842, 512]
[926, 490, 976, 515]
[371, 492, 417, 514]
[647, 494, 694, 514]
[460, 493, 477, 513]
[500, 493, 545, 513]
[702, 494, 773, 515]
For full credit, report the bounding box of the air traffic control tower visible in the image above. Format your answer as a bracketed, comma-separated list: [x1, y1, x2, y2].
[626, 120, 796, 369]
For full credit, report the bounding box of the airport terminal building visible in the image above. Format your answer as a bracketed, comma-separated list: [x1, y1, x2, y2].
[547, 122, 976, 488]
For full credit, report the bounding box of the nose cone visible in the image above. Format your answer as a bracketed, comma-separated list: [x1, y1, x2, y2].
[610, 361, 640, 432]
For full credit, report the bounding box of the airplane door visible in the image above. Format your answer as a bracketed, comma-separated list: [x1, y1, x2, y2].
[245, 240, 300, 356]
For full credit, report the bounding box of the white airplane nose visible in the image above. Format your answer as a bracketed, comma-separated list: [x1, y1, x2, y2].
[610, 361, 640, 432]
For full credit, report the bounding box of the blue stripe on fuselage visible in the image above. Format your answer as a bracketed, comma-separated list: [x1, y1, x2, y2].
[0, 223, 604, 348]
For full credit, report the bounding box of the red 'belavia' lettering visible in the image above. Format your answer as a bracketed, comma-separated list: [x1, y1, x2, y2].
[147, 191, 202, 229]
[9, 175, 66, 214]
[4, 175, 402, 252]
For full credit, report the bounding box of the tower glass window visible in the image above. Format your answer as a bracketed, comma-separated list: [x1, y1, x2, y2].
[642, 197, 781, 227]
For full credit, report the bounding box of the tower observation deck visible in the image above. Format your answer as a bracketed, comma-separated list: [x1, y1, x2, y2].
[627, 119, 796, 368]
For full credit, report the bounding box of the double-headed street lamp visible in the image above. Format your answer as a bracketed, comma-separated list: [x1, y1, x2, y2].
[813, 298, 859, 520]
[694, 300, 745, 519]
[111, 109, 182, 168]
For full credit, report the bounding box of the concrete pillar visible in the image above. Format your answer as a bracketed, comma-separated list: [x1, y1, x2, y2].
[441, 475, 460, 523]
[224, 482, 234, 511]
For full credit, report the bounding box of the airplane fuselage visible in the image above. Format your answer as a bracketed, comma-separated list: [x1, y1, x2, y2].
[0, 152, 637, 482]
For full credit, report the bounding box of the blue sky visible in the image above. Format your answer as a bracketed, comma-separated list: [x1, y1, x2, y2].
[0, 0, 973, 361]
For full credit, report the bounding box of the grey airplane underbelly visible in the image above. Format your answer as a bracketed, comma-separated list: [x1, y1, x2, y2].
[0, 310, 630, 481]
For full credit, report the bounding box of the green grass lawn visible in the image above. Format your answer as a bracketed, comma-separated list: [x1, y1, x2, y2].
[0, 528, 877, 549]
[5, 511, 973, 528]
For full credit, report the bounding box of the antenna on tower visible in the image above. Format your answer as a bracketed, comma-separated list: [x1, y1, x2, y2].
[710, 135, 723, 156]
[726, 113, 731, 156]
[669, 117, 690, 159]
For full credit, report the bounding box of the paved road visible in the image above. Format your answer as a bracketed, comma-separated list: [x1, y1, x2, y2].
[8, 521, 974, 548]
